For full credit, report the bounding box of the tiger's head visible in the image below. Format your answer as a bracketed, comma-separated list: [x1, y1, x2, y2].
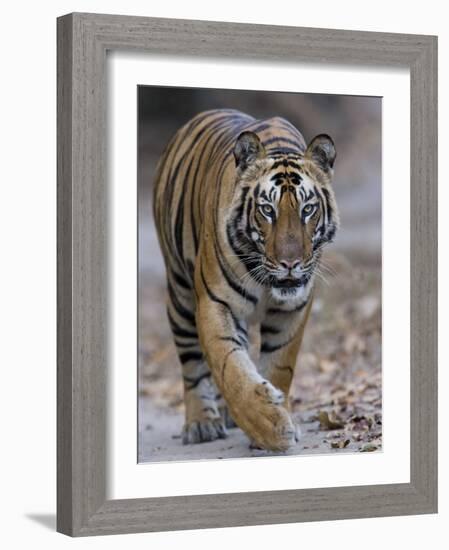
[229, 130, 339, 302]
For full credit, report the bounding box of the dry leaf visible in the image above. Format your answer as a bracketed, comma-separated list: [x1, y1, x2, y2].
[360, 443, 378, 452]
[318, 410, 345, 430]
[331, 439, 350, 449]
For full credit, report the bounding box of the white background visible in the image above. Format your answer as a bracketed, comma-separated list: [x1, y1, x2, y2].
[0, 1, 445, 549]
[110, 55, 410, 498]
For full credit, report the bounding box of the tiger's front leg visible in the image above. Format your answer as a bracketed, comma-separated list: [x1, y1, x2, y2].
[258, 299, 314, 441]
[196, 294, 297, 451]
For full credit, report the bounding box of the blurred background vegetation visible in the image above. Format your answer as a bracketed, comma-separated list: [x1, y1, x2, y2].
[138, 87, 382, 462]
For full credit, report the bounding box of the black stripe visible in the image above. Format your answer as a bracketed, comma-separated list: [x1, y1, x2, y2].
[173, 156, 194, 264]
[314, 188, 327, 239]
[261, 339, 292, 353]
[270, 172, 286, 182]
[174, 340, 199, 349]
[245, 197, 253, 238]
[268, 147, 300, 156]
[267, 300, 308, 314]
[219, 336, 245, 347]
[234, 186, 250, 220]
[213, 239, 258, 305]
[167, 310, 198, 339]
[172, 269, 191, 290]
[236, 324, 248, 343]
[322, 187, 333, 222]
[249, 122, 271, 133]
[167, 282, 196, 324]
[226, 220, 247, 261]
[221, 347, 241, 380]
[199, 262, 237, 320]
[174, 190, 184, 262]
[183, 371, 211, 389]
[186, 260, 195, 281]
[199, 263, 248, 340]
[164, 150, 189, 263]
[289, 172, 303, 184]
[304, 188, 314, 202]
[260, 324, 281, 335]
[179, 351, 204, 364]
[327, 224, 337, 242]
[263, 136, 303, 149]
[259, 190, 270, 201]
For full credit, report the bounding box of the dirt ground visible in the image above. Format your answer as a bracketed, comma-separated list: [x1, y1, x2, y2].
[138, 243, 382, 463]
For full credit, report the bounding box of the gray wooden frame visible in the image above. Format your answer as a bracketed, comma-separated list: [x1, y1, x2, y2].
[57, 12, 438, 537]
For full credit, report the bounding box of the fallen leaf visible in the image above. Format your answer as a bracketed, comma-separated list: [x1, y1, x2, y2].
[318, 410, 345, 430]
[360, 443, 378, 452]
[331, 439, 350, 449]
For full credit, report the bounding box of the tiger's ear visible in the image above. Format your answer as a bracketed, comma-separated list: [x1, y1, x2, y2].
[305, 134, 336, 175]
[233, 131, 266, 171]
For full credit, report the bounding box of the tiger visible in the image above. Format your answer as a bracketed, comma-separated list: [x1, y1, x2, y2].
[153, 108, 339, 451]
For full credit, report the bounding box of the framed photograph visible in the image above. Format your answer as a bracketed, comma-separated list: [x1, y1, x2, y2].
[57, 13, 437, 536]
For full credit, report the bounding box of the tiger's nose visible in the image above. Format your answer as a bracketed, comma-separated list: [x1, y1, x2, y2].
[279, 259, 301, 270]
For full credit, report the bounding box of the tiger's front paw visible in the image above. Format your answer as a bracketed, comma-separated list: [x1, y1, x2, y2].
[250, 422, 300, 450]
[229, 379, 296, 452]
[182, 418, 227, 445]
[254, 380, 285, 405]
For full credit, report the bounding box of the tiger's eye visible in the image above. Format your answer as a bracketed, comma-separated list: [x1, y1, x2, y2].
[303, 204, 314, 215]
[261, 204, 274, 217]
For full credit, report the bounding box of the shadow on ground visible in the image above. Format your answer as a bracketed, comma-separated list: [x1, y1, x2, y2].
[25, 514, 56, 531]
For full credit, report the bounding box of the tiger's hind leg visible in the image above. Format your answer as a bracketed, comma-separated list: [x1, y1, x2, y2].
[166, 271, 227, 444]
[217, 396, 238, 429]
[182, 367, 227, 444]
